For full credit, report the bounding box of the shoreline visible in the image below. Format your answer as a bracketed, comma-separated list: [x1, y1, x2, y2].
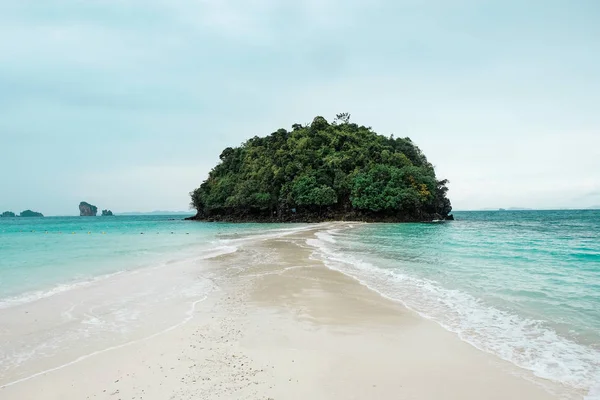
[185, 212, 454, 223]
[0, 223, 581, 399]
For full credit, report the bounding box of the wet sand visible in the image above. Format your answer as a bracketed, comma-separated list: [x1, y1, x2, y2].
[0, 224, 577, 399]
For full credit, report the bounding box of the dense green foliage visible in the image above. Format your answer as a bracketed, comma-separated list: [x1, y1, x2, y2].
[190, 115, 451, 222]
[20, 210, 44, 217]
[1, 211, 16, 218]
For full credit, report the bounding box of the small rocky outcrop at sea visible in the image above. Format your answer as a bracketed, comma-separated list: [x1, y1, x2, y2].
[19, 210, 44, 217]
[1, 211, 16, 217]
[101, 209, 114, 216]
[79, 202, 98, 216]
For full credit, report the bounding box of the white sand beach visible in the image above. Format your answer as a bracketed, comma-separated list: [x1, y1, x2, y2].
[0, 224, 579, 399]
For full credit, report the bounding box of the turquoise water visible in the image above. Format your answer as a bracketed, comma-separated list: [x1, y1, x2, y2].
[0, 215, 274, 305]
[0, 216, 314, 385]
[309, 210, 600, 396]
[1, 211, 599, 395]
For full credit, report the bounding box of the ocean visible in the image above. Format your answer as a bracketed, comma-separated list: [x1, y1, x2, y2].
[308, 210, 600, 397]
[1, 211, 599, 396]
[0, 215, 309, 386]
[0, 215, 256, 304]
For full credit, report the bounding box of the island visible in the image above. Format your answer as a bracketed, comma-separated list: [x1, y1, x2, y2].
[187, 114, 453, 222]
[79, 202, 98, 216]
[101, 209, 114, 216]
[1, 211, 16, 217]
[20, 210, 44, 217]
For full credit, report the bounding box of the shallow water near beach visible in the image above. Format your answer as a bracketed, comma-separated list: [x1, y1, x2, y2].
[1, 211, 599, 398]
[309, 210, 600, 398]
[0, 215, 293, 305]
[0, 215, 309, 385]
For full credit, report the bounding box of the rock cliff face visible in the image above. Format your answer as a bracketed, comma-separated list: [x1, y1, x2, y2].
[79, 202, 98, 216]
[101, 209, 114, 216]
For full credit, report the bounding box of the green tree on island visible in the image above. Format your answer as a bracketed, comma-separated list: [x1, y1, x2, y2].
[189, 115, 452, 222]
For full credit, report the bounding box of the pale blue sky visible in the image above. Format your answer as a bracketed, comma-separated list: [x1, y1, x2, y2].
[1, 0, 599, 215]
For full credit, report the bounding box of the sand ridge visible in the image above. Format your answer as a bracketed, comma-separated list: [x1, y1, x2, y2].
[0, 224, 578, 399]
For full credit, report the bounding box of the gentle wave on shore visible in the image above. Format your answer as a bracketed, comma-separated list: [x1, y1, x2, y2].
[306, 211, 600, 398]
[0, 216, 309, 386]
[2, 212, 599, 398]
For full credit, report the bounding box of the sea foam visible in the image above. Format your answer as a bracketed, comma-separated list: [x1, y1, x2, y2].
[308, 228, 600, 396]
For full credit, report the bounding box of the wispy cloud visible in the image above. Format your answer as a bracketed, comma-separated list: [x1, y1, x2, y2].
[0, 0, 599, 214]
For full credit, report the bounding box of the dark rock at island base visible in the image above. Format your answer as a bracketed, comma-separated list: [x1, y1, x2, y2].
[101, 209, 114, 216]
[79, 202, 98, 216]
[19, 210, 44, 217]
[1, 211, 16, 217]
[186, 210, 451, 223]
[445, 214, 455, 220]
